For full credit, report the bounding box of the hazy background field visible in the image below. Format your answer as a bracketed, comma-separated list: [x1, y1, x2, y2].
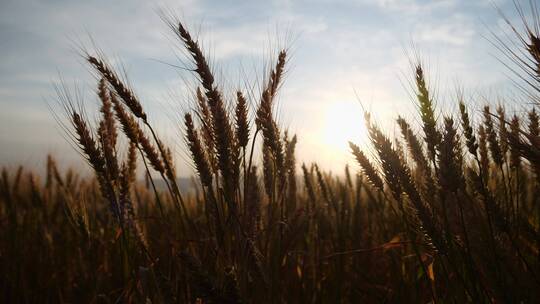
[0, 0, 516, 174]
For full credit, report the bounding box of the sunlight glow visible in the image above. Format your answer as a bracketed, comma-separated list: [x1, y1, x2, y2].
[321, 100, 367, 165]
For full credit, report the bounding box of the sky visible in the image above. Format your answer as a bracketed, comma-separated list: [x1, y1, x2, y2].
[0, 0, 528, 176]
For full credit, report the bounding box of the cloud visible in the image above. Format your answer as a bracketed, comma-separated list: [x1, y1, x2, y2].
[417, 15, 475, 46]
[376, 0, 455, 11]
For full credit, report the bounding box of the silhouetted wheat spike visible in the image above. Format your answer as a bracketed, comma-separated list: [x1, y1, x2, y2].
[509, 114, 523, 223]
[509, 119, 540, 181]
[119, 142, 137, 226]
[256, 51, 287, 190]
[87, 56, 147, 121]
[196, 88, 218, 171]
[509, 115, 522, 170]
[45, 155, 54, 191]
[49, 159, 63, 188]
[363, 113, 401, 199]
[315, 164, 330, 205]
[262, 149, 274, 198]
[28, 173, 42, 206]
[478, 124, 490, 180]
[438, 117, 463, 193]
[71, 111, 120, 220]
[72, 112, 105, 177]
[235, 91, 250, 149]
[301, 163, 316, 204]
[525, 25, 540, 78]
[97, 79, 119, 182]
[415, 65, 441, 165]
[529, 108, 539, 139]
[98, 79, 118, 144]
[126, 142, 137, 184]
[176, 23, 214, 92]
[497, 106, 509, 159]
[397, 116, 438, 202]
[162, 144, 177, 182]
[483, 106, 503, 167]
[397, 116, 429, 173]
[245, 166, 261, 237]
[269, 51, 286, 97]
[284, 133, 297, 211]
[0, 169, 12, 209]
[109, 90, 164, 177]
[13, 165, 23, 193]
[344, 164, 353, 189]
[458, 101, 479, 157]
[108, 92, 136, 141]
[349, 142, 384, 191]
[185, 113, 213, 188]
[137, 128, 165, 174]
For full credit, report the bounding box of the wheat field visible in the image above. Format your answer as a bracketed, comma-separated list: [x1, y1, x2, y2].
[2, 4, 540, 304]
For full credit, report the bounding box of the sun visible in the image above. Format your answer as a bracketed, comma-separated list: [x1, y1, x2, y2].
[322, 100, 366, 158]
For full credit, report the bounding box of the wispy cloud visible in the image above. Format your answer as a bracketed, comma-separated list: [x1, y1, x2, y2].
[416, 14, 475, 46]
